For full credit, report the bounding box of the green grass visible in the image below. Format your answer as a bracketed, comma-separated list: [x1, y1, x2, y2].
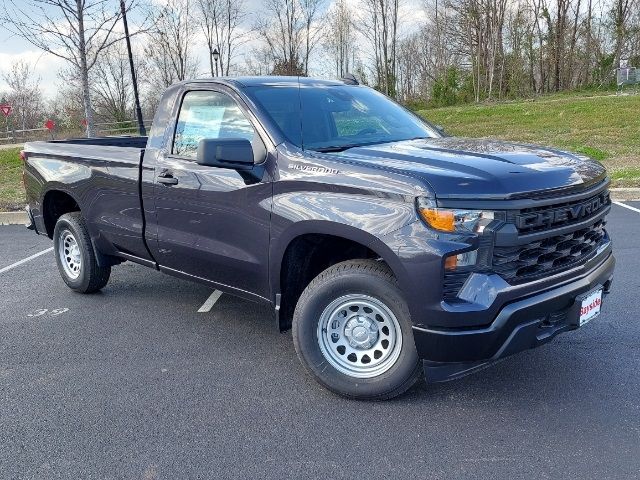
[418, 93, 640, 186]
[0, 147, 24, 211]
[610, 168, 640, 186]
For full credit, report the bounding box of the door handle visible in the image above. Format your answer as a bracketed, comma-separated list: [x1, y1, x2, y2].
[157, 171, 178, 185]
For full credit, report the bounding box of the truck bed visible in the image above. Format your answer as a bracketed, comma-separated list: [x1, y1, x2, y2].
[23, 135, 152, 263]
[24, 136, 148, 163]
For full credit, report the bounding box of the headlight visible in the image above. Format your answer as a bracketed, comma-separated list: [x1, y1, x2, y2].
[416, 198, 495, 233]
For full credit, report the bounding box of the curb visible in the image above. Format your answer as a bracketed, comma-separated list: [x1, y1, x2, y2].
[0, 143, 23, 151]
[0, 211, 28, 226]
[610, 188, 640, 201]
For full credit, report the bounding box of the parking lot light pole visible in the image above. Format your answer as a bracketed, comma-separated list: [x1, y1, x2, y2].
[120, 0, 146, 137]
[212, 49, 220, 77]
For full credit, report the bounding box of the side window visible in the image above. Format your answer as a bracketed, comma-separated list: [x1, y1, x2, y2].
[172, 90, 255, 158]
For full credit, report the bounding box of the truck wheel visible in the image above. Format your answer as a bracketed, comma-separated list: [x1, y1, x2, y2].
[292, 259, 421, 400]
[53, 212, 111, 293]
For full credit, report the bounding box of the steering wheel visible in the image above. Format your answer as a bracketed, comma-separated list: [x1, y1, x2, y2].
[356, 128, 377, 136]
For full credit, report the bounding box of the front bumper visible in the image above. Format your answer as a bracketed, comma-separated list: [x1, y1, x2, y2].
[413, 251, 615, 382]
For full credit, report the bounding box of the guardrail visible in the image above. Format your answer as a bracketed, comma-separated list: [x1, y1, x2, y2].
[0, 119, 152, 145]
[0, 127, 50, 143]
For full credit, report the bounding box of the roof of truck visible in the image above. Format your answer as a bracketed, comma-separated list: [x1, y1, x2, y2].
[184, 76, 346, 88]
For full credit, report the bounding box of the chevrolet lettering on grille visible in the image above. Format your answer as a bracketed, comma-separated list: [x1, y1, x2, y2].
[515, 192, 610, 229]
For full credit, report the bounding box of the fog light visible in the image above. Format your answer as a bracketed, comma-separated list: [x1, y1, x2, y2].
[445, 250, 478, 270]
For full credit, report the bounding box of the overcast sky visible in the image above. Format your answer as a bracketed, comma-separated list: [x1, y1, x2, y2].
[0, 0, 426, 100]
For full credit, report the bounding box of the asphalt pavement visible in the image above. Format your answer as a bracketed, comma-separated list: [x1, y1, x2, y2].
[1, 203, 639, 480]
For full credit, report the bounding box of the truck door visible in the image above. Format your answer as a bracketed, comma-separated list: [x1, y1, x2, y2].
[149, 87, 273, 300]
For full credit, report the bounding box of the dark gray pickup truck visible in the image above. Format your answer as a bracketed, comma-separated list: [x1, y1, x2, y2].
[23, 76, 614, 399]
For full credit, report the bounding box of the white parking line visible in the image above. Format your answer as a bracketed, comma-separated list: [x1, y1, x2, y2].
[197, 290, 223, 313]
[0, 247, 53, 274]
[613, 201, 640, 214]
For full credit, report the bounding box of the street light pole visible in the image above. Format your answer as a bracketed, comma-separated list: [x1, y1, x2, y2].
[120, 0, 146, 137]
[212, 48, 220, 77]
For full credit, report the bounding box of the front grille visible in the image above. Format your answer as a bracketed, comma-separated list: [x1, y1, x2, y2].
[442, 187, 611, 301]
[508, 190, 610, 234]
[492, 220, 607, 283]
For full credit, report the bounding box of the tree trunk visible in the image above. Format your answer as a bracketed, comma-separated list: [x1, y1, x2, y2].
[76, 0, 95, 137]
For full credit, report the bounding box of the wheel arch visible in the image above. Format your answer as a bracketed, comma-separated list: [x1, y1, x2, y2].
[41, 188, 82, 238]
[272, 220, 409, 331]
[42, 188, 119, 268]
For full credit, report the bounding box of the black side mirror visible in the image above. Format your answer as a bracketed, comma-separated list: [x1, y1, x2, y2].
[197, 138, 254, 170]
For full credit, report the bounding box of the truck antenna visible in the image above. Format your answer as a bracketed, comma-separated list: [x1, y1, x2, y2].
[341, 73, 359, 85]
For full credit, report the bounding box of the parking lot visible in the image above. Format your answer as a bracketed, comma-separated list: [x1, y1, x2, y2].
[1, 202, 639, 479]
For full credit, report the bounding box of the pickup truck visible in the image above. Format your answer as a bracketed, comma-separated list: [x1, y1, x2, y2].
[23, 76, 615, 400]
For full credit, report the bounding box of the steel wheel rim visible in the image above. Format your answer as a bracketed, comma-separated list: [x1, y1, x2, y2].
[58, 229, 81, 279]
[317, 294, 403, 379]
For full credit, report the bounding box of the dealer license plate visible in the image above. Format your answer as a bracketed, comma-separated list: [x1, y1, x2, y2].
[578, 288, 603, 326]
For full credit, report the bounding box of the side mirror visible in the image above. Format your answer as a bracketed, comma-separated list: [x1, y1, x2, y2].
[197, 138, 254, 170]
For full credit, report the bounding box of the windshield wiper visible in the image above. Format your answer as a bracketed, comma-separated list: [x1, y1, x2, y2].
[406, 136, 431, 141]
[312, 137, 434, 153]
[312, 140, 393, 153]
[312, 144, 363, 153]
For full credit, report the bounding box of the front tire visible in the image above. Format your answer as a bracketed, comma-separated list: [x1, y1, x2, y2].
[292, 260, 421, 400]
[53, 212, 111, 293]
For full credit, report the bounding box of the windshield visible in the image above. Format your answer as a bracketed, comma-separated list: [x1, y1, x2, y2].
[246, 84, 438, 152]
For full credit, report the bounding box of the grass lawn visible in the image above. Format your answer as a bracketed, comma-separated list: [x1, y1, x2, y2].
[0, 147, 24, 211]
[418, 93, 640, 187]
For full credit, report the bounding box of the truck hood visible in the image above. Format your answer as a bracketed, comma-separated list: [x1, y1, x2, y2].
[333, 138, 607, 199]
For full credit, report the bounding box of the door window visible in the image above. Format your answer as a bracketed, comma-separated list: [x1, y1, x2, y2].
[173, 90, 255, 158]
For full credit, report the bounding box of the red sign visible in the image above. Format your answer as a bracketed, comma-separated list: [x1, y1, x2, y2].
[0, 105, 12, 117]
[44, 119, 55, 130]
[81, 118, 88, 127]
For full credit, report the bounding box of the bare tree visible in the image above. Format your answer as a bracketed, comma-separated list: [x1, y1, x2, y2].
[325, 0, 356, 77]
[358, 0, 402, 96]
[386, 0, 640, 103]
[611, 0, 637, 68]
[239, 45, 279, 75]
[144, 0, 199, 95]
[196, 0, 249, 76]
[257, 0, 326, 75]
[51, 68, 87, 131]
[91, 42, 137, 123]
[301, 0, 326, 75]
[1, 61, 45, 131]
[257, 0, 304, 75]
[1, 0, 141, 136]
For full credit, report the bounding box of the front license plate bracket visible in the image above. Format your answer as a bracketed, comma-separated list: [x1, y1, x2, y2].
[576, 286, 603, 327]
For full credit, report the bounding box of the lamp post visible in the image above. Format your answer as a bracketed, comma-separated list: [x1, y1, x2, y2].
[212, 48, 220, 77]
[120, 0, 146, 136]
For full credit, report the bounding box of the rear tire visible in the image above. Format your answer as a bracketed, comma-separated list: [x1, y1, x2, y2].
[53, 212, 111, 293]
[292, 259, 421, 400]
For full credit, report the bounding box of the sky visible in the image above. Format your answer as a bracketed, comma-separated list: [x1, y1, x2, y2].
[0, 0, 426, 100]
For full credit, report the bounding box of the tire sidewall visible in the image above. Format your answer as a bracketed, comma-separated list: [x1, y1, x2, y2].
[53, 214, 91, 291]
[294, 267, 419, 399]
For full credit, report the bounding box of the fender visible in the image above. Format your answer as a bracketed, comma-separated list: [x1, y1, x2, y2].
[269, 188, 420, 302]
